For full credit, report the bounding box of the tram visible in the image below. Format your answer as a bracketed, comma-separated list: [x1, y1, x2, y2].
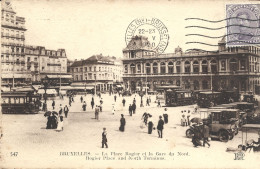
[165, 89, 194, 107]
[1, 91, 41, 114]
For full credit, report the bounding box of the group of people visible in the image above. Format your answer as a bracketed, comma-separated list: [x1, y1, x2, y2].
[191, 122, 210, 148]
[46, 111, 64, 132]
[180, 110, 192, 127]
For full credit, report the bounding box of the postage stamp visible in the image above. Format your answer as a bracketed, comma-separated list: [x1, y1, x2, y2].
[226, 4, 260, 46]
[125, 17, 169, 53]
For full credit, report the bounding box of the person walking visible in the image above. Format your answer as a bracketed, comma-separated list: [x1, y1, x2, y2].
[163, 108, 168, 124]
[148, 114, 154, 134]
[56, 113, 64, 132]
[91, 98, 95, 109]
[100, 98, 103, 112]
[133, 98, 136, 104]
[157, 116, 164, 138]
[80, 96, 83, 103]
[146, 97, 150, 106]
[64, 105, 69, 118]
[119, 114, 126, 132]
[142, 112, 149, 126]
[129, 104, 132, 116]
[157, 100, 161, 107]
[69, 99, 72, 107]
[203, 123, 210, 147]
[95, 105, 100, 120]
[82, 101, 87, 111]
[122, 98, 126, 107]
[132, 103, 136, 114]
[59, 104, 63, 115]
[52, 100, 55, 110]
[187, 110, 191, 126]
[102, 128, 108, 148]
[114, 95, 117, 102]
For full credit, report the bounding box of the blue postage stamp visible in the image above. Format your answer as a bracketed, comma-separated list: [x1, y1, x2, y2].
[226, 4, 260, 46]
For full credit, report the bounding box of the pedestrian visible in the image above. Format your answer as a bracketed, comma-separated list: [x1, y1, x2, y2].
[59, 104, 63, 115]
[51, 112, 58, 129]
[148, 114, 154, 134]
[80, 96, 83, 103]
[122, 98, 126, 107]
[146, 97, 150, 106]
[187, 110, 191, 126]
[114, 95, 117, 102]
[203, 123, 210, 148]
[157, 100, 161, 107]
[69, 99, 72, 107]
[141, 112, 149, 126]
[102, 128, 108, 148]
[82, 101, 87, 111]
[133, 98, 136, 104]
[46, 114, 52, 129]
[91, 98, 95, 109]
[100, 98, 103, 112]
[132, 103, 136, 114]
[52, 100, 55, 110]
[181, 114, 186, 127]
[129, 104, 132, 116]
[157, 116, 164, 138]
[119, 114, 126, 132]
[163, 108, 168, 124]
[64, 105, 69, 118]
[95, 105, 100, 120]
[56, 113, 64, 132]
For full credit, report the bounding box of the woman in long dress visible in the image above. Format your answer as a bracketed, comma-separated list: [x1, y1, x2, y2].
[56, 115, 64, 132]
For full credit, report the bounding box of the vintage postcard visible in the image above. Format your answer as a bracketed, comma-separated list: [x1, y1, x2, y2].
[1, 0, 260, 168]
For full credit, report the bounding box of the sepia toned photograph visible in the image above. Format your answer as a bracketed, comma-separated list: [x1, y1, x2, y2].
[1, 0, 260, 168]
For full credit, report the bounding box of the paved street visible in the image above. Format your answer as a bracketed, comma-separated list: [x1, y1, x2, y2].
[1, 94, 260, 168]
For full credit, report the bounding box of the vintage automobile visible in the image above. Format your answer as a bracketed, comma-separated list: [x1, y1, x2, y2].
[165, 89, 193, 107]
[186, 109, 240, 142]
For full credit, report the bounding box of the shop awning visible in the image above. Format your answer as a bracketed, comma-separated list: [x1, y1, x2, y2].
[47, 75, 72, 79]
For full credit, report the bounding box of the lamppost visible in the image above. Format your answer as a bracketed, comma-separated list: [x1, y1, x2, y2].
[42, 76, 49, 111]
[140, 91, 144, 107]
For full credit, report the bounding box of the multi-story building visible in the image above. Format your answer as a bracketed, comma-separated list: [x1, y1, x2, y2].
[1, 0, 30, 87]
[25, 45, 71, 86]
[70, 55, 123, 92]
[122, 36, 260, 94]
[1, 0, 71, 87]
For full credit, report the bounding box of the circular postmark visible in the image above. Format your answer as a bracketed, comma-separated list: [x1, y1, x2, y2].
[125, 17, 169, 54]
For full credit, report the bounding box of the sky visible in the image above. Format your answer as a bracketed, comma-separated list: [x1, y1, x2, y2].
[10, 0, 235, 60]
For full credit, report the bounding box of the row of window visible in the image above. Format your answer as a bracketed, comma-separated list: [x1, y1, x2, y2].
[71, 66, 122, 73]
[125, 59, 249, 74]
[74, 73, 120, 81]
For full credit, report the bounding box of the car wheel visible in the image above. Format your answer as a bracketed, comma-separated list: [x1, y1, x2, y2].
[219, 130, 229, 142]
[186, 129, 194, 138]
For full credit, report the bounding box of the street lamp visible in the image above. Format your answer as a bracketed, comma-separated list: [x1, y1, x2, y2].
[140, 91, 144, 107]
[42, 76, 49, 111]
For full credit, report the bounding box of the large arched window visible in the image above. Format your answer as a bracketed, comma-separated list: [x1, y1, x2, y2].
[153, 62, 158, 74]
[210, 60, 217, 73]
[194, 80, 199, 90]
[193, 60, 199, 73]
[202, 80, 208, 89]
[202, 60, 208, 73]
[176, 61, 181, 73]
[146, 63, 151, 74]
[160, 62, 166, 74]
[130, 63, 136, 74]
[168, 62, 174, 74]
[230, 58, 238, 72]
[184, 61, 191, 73]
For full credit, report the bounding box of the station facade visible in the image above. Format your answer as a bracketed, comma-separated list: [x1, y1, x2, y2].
[122, 36, 260, 94]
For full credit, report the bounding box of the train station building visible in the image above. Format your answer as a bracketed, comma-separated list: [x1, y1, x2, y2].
[122, 36, 260, 94]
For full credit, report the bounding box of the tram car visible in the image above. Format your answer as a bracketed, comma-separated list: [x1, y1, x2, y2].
[165, 89, 193, 107]
[1, 91, 41, 114]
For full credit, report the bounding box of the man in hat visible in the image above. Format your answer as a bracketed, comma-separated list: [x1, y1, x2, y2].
[129, 104, 132, 116]
[157, 116, 164, 138]
[102, 128, 108, 148]
[163, 108, 168, 124]
[64, 105, 69, 118]
[119, 114, 126, 132]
